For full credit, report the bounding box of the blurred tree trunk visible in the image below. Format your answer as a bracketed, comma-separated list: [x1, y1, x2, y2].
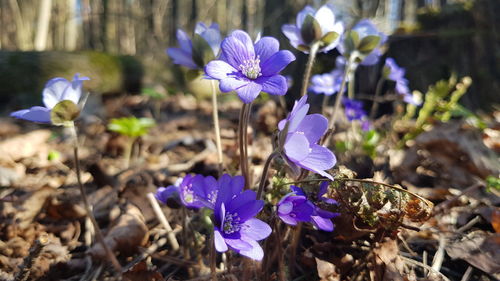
[9, 0, 33, 50]
[35, 0, 52, 50]
[65, 0, 78, 50]
[404, 0, 417, 25]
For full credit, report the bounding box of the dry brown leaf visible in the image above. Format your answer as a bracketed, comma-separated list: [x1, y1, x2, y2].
[88, 204, 148, 259]
[373, 238, 404, 281]
[315, 257, 340, 281]
[122, 261, 165, 281]
[492, 209, 500, 233]
[446, 231, 500, 275]
[0, 130, 51, 162]
[15, 186, 56, 229]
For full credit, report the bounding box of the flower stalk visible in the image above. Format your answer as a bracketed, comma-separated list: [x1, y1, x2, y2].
[69, 124, 122, 273]
[210, 80, 224, 174]
[369, 76, 385, 119]
[323, 57, 353, 144]
[239, 103, 253, 189]
[300, 41, 320, 97]
[257, 151, 279, 199]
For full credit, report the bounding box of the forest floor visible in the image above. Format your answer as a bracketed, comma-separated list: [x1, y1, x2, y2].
[0, 93, 498, 281]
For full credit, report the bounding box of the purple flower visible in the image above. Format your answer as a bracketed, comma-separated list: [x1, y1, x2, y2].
[342, 98, 367, 122]
[205, 30, 296, 103]
[213, 176, 271, 260]
[384, 58, 421, 105]
[282, 5, 344, 53]
[277, 193, 314, 225]
[278, 96, 336, 180]
[167, 22, 221, 69]
[155, 175, 205, 209]
[290, 184, 339, 232]
[309, 69, 345, 96]
[10, 74, 89, 124]
[192, 173, 244, 209]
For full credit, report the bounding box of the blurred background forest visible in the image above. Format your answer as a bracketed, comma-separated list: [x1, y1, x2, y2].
[0, 0, 498, 112]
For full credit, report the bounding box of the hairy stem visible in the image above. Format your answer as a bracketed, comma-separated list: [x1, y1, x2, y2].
[70, 124, 122, 273]
[239, 103, 253, 189]
[321, 94, 330, 116]
[257, 151, 279, 199]
[238, 104, 249, 189]
[322, 58, 352, 145]
[210, 80, 224, 174]
[300, 42, 320, 97]
[209, 232, 217, 281]
[369, 77, 385, 119]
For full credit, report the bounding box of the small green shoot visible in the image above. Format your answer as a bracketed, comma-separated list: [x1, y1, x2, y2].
[142, 87, 167, 119]
[486, 176, 500, 193]
[362, 130, 380, 159]
[108, 116, 155, 167]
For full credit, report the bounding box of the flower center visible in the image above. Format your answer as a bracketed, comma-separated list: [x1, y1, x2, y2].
[182, 188, 195, 203]
[207, 190, 218, 204]
[223, 212, 241, 234]
[239, 56, 262, 79]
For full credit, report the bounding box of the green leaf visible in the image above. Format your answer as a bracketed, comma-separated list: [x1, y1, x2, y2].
[357, 35, 381, 53]
[50, 100, 80, 126]
[301, 14, 322, 44]
[47, 150, 61, 161]
[343, 30, 360, 55]
[191, 34, 215, 68]
[142, 88, 166, 100]
[486, 176, 500, 192]
[108, 116, 156, 138]
[320, 31, 339, 46]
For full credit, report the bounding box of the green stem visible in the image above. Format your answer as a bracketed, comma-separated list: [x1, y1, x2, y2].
[322, 57, 353, 145]
[124, 137, 136, 168]
[210, 80, 224, 174]
[369, 77, 385, 119]
[256, 151, 279, 200]
[300, 42, 320, 97]
[347, 71, 355, 99]
[69, 124, 122, 273]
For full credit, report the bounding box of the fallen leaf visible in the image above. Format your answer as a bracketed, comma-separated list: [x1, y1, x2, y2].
[316, 258, 340, 281]
[0, 130, 51, 162]
[373, 238, 404, 281]
[446, 231, 500, 275]
[123, 261, 165, 281]
[492, 209, 500, 233]
[88, 203, 148, 259]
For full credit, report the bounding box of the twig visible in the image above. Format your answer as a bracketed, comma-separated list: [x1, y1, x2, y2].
[431, 235, 446, 273]
[70, 125, 122, 273]
[401, 256, 451, 281]
[14, 234, 49, 281]
[460, 266, 473, 281]
[433, 181, 484, 215]
[423, 250, 428, 276]
[146, 192, 180, 251]
[457, 216, 481, 233]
